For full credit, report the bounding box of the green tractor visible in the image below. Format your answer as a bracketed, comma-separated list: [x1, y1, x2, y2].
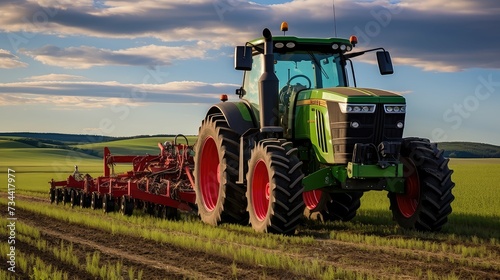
[193, 24, 455, 234]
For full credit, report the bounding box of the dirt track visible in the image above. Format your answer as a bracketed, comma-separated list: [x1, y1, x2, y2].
[3, 195, 500, 279]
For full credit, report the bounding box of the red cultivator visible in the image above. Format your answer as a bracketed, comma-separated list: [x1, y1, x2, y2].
[49, 135, 196, 219]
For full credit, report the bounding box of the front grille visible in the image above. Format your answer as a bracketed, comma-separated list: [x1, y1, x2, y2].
[314, 108, 328, 153]
[327, 102, 405, 164]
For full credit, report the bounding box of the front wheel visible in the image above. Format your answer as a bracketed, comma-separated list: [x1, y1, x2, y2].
[321, 192, 363, 222]
[246, 140, 305, 235]
[388, 138, 455, 231]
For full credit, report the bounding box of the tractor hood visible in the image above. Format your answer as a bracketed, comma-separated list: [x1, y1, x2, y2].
[298, 87, 405, 104]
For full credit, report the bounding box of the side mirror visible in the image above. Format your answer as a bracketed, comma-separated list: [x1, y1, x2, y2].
[376, 51, 393, 75]
[234, 46, 252, 71]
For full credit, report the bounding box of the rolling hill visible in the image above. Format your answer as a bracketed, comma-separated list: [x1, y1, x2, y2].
[1, 132, 499, 158]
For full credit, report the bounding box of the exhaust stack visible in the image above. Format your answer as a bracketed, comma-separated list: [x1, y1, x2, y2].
[258, 28, 281, 133]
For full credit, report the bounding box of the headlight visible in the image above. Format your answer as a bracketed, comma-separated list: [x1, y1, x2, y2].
[275, 42, 284, 48]
[384, 104, 406, 113]
[286, 42, 295, 48]
[339, 103, 376, 113]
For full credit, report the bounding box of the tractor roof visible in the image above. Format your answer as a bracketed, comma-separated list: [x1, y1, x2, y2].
[249, 36, 353, 54]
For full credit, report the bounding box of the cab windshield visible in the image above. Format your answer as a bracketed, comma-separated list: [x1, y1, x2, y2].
[242, 51, 346, 110]
[275, 52, 345, 90]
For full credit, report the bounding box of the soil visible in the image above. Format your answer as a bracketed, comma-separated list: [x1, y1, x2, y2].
[3, 194, 500, 279]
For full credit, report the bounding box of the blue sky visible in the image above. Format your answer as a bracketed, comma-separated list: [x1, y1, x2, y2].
[0, 0, 499, 145]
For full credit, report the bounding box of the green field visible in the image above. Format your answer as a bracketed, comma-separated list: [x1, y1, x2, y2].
[1, 137, 499, 236]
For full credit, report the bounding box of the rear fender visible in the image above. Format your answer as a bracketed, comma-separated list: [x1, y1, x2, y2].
[206, 102, 256, 135]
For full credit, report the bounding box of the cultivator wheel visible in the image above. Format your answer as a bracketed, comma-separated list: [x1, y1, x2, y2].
[49, 188, 56, 204]
[70, 189, 80, 208]
[320, 192, 363, 222]
[194, 114, 248, 226]
[246, 139, 305, 235]
[145, 202, 155, 215]
[119, 196, 134, 216]
[154, 204, 164, 218]
[80, 192, 91, 208]
[102, 194, 115, 213]
[62, 188, 71, 205]
[55, 188, 63, 204]
[388, 138, 455, 231]
[166, 207, 179, 221]
[91, 192, 102, 210]
[135, 200, 144, 211]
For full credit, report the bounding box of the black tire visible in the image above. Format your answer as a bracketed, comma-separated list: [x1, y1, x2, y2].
[80, 192, 90, 208]
[102, 194, 115, 213]
[70, 189, 80, 208]
[62, 188, 71, 205]
[194, 114, 248, 225]
[165, 207, 179, 221]
[91, 192, 101, 210]
[246, 139, 305, 235]
[145, 202, 155, 216]
[321, 192, 363, 222]
[55, 188, 63, 204]
[388, 138, 455, 231]
[49, 188, 56, 204]
[154, 204, 165, 218]
[120, 196, 134, 216]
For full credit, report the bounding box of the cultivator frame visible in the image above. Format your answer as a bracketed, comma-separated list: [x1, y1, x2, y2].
[49, 135, 196, 218]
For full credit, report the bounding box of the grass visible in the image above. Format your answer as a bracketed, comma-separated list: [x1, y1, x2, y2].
[0, 243, 69, 280]
[0, 219, 144, 280]
[358, 158, 500, 239]
[1, 138, 499, 278]
[5, 198, 368, 279]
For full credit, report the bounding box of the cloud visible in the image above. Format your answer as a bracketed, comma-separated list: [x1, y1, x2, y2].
[19, 44, 208, 69]
[23, 73, 87, 81]
[0, 93, 132, 109]
[0, 80, 240, 107]
[0, 49, 28, 68]
[1, 0, 499, 72]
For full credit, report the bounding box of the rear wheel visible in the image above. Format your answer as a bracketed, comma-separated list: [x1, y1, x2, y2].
[320, 192, 363, 222]
[303, 189, 325, 212]
[388, 138, 455, 231]
[246, 140, 305, 235]
[194, 114, 247, 225]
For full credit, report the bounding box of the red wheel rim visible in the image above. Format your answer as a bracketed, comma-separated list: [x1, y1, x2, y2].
[396, 158, 420, 218]
[200, 137, 220, 211]
[303, 190, 323, 210]
[252, 159, 270, 221]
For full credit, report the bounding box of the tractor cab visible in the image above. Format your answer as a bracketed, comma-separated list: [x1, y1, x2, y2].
[235, 25, 394, 138]
[236, 35, 352, 123]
